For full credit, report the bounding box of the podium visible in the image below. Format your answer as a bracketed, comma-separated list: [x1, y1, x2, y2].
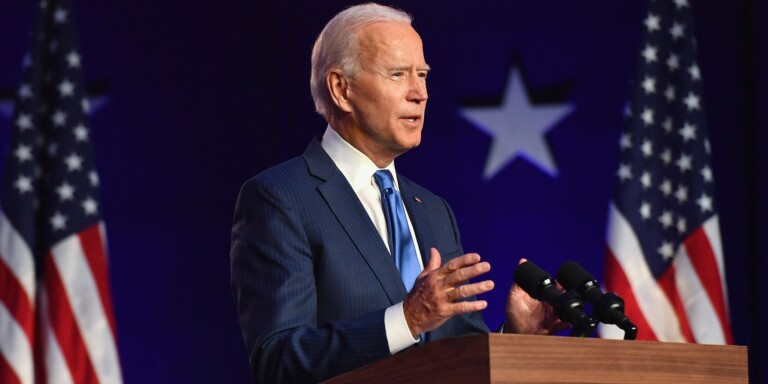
[323, 334, 748, 383]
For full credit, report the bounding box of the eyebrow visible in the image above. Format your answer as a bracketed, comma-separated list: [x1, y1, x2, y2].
[390, 65, 431, 72]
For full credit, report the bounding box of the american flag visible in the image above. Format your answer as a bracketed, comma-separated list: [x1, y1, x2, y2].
[601, 0, 732, 344]
[0, 0, 123, 383]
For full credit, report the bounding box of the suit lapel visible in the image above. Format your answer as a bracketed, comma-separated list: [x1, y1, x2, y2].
[303, 138, 408, 303]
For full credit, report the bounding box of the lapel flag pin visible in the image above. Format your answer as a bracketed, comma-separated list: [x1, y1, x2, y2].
[414, 197, 422, 204]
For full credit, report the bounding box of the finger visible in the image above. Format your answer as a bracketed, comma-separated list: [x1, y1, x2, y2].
[446, 280, 495, 301]
[450, 299, 488, 314]
[444, 261, 491, 286]
[441, 253, 482, 274]
[419, 248, 442, 278]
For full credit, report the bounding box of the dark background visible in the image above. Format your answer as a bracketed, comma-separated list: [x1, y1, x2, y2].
[0, 1, 764, 383]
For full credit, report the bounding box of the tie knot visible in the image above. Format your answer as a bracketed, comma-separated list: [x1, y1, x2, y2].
[374, 170, 395, 191]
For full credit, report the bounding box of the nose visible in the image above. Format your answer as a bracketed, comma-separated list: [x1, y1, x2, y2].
[407, 75, 428, 103]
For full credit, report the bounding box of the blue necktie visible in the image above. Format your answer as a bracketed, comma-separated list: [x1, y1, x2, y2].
[374, 170, 421, 292]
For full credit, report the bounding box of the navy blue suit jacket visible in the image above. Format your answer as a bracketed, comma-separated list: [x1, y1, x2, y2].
[231, 138, 488, 383]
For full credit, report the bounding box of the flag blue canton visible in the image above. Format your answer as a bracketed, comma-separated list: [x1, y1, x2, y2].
[614, 0, 715, 279]
[1, 0, 102, 253]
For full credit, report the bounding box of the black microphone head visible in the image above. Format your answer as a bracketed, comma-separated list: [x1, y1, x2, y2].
[513, 261, 553, 301]
[556, 261, 596, 291]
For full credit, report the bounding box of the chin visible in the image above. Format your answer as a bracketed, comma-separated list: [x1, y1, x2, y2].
[404, 131, 422, 148]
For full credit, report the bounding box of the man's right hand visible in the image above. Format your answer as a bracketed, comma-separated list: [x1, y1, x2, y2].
[402, 248, 495, 337]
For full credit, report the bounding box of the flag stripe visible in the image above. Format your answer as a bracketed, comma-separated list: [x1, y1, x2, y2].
[78, 224, 117, 335]
[606, 203, 685, 342]
[684, 221, 732, 343]
[0, 213, 35, 384]
[656, 264, 695, 342]
[702, 216, 728, 297]
[51, 234, 122, 383]
[0, 211, 35, 300]
[674, 245, 727, 344]
[44, 251, 100, 384]
[0, 302, 33, 384]
[38, 290, 75, 384]
[0, 258, 34, 340]
[602, 246, 657, 341]
[0, 352, 22, 384]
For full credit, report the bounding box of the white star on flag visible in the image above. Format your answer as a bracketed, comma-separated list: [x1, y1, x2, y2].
[16, 113, 33, 129]
[58, 78, 75, 97]
[14, 175, 33, 194]
[52, 110, 67, 126]
[14, 145, 33, 162]
[683, 92, 700, 110]
[89, 170, 100, 186]
[82, 197, 98, 215]
[18, 84, 33, 99]
[54, 7, 67, 23]
[697, 193, 713, 212]
[50, 211, 67, 230]
[56, 182, 76, 201]
[460, 68, 573, 180]
[644, 14, 661, 32]
[74, 123, 89, 141]
[67, 51, 81, 67]
[64, 153, 83, 171]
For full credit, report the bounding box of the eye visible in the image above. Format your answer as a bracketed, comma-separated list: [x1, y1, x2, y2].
[418, 71, 428, 80]
[391, 71, 404, 79]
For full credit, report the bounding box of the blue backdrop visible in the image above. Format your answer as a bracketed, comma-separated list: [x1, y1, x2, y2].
[0, 1, 765, 383]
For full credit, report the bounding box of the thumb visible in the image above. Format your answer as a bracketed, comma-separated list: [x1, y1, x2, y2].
[420, 247, 442, 277]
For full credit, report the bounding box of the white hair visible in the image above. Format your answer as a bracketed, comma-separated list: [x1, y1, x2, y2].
[310, 3, 412, 121]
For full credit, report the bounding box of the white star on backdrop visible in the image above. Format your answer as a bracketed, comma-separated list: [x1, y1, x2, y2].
[460, 69, 573, 180]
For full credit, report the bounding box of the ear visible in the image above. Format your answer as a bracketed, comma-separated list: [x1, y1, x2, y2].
[327, 69, 353, 113]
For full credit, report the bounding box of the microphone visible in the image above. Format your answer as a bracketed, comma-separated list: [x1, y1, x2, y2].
[556, 261, 637, 340]
[513, 260, 597, 337]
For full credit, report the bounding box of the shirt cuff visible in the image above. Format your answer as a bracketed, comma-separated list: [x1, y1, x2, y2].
[384, 301, 419, 354]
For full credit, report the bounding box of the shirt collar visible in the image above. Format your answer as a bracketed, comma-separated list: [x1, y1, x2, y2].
[321, 125, 399, 191]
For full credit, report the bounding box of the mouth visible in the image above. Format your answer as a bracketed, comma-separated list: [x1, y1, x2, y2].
[401, 115, 422, 123]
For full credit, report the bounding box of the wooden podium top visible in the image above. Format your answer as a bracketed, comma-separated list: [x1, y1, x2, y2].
[324, 333, 748, 383]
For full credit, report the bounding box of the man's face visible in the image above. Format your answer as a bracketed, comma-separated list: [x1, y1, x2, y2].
[344, 22, 429, 163]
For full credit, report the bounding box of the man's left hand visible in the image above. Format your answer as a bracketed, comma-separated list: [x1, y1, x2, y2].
[502, 258, 569, 335]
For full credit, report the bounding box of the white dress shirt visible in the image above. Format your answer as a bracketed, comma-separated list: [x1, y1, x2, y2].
[320, 126, 423, 354]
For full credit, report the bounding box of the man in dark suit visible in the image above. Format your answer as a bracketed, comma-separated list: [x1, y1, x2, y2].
[231, 3, 562, 383]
